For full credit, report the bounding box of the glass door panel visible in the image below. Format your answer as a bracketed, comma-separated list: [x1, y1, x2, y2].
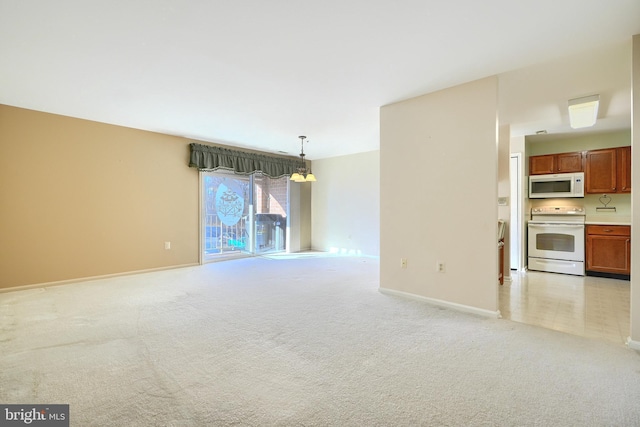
[253, 174, 289, 254]
[202, 171, 252, 260]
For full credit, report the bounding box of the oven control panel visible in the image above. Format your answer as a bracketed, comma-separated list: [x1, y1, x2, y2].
[531, 206, 584, 215]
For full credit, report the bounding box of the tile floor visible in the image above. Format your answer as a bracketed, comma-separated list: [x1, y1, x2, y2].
[499, 270, 630, 346]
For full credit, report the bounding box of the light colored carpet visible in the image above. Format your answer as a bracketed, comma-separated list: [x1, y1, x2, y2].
[1, 255, 640, 426]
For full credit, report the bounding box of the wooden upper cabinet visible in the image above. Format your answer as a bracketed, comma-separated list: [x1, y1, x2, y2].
[529, 155, 555, 175]
[529, 151, 583, 175]
[585, 147, 631, 194]
[556, 152, 583, 173]
[617, 146, 631, 193]
[529, 147, 631, 194]
[586, 148, 617, 193]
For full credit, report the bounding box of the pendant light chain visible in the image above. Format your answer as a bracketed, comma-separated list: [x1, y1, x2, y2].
[290, 136, 316, 182]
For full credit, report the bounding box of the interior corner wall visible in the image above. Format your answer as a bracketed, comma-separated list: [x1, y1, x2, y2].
[511, 136, 525, 154]
[380, 76, 499, 312]
[310, 150, 380, 256]
[0, 105, 201, 289]
[630, 34, 640, 343]
[288, 182, 312, 252]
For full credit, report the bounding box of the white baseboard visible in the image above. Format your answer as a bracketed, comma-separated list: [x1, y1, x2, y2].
[626, 337, 640, 351]
[0, 263, 199, 294]
[379, 287, 501, 318]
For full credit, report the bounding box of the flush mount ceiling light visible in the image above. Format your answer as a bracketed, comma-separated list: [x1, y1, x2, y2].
[290, 136, 316, 183]
[568, 95, 599, 129]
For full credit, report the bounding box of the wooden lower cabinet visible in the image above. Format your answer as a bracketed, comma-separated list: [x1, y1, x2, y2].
[586, 225, 631, 276]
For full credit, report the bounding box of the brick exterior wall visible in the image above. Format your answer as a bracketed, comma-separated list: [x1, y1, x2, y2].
[255, 176, 288, 218]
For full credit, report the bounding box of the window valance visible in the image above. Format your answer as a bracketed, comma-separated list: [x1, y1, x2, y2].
[189, 143, 300, 179]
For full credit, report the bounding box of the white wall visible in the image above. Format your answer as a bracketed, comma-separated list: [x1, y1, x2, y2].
[380, 76, 499, 314]
[311, 150, 380, 256]
[630, 34, 640, 347]
[511, 136, 525, 154]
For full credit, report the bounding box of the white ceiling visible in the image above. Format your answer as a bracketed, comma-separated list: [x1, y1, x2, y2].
[1, 1, 639, 159]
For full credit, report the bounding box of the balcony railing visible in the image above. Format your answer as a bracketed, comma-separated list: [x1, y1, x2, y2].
[204, 213, 248, 255]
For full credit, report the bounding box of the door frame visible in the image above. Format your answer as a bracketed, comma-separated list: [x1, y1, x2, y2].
[510, 153, 525, 272]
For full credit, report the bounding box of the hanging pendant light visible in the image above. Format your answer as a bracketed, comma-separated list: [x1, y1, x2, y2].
[290, 136, 317, 183]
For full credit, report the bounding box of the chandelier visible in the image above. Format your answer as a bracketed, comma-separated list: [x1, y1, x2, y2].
[290, 136, 316, 182]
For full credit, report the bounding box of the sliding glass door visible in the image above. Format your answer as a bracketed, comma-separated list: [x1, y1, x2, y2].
[253, 173, 288, 254]
[202, 172, 251, 260]
[201, 171, 289, 261]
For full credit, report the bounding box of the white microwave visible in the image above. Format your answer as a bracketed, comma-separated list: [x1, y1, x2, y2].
[529, 172, 584, 198]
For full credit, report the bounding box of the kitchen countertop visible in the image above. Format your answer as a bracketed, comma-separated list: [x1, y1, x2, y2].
[585, 215, 631, 226]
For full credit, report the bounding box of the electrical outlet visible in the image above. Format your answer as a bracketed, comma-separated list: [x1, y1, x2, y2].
[164, 241, 171, 250]
[436, 261, 445, 273]
[400, 258, 407, 269]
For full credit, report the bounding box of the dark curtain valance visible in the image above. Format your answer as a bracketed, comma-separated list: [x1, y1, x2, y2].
[189, 143, 300, 178]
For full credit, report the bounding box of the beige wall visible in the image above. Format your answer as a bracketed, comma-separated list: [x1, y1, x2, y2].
[380, 76, 499, 314]
[0, 105, 200, 288]
[0, 104, 312, 289]
[311, 150, 380, 256]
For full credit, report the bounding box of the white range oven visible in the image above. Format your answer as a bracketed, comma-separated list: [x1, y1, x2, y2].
[528, 206, 585, 276]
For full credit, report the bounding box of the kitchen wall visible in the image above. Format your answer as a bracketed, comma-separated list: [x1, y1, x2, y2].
[310, 150, 380, 256]
[526, 129, 631, 157]
[380, 76, 498, 314]
[0, 104, 311, 289]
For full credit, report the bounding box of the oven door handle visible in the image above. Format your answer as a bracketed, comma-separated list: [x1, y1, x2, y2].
[528, 223, 584, 228]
